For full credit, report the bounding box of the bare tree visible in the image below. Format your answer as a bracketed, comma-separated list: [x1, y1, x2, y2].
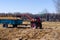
[53, 0, 60, 13]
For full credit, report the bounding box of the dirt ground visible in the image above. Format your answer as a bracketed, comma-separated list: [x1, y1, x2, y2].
[0, 22, 60, 40]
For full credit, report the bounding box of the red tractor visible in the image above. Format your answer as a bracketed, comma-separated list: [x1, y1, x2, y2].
[17, 14, 42, 29]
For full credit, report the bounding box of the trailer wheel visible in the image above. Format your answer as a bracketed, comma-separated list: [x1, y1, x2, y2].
[3, 24, 8, 28]
[13, 24, 17, 28]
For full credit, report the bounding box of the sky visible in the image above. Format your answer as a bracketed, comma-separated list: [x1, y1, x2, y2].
[0, 0, 55, 14]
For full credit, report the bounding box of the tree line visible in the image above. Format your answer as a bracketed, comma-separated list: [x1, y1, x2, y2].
[0, 13, 60, 22]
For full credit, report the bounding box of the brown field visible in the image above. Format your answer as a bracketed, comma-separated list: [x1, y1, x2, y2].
[0, 22, 60, 40]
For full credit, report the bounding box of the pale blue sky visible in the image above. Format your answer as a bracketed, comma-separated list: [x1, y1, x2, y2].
[0, 0, 55, 14]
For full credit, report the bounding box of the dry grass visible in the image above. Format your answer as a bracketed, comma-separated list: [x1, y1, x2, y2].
[0, 22, 60, 40]
[42, 22, 60, 30]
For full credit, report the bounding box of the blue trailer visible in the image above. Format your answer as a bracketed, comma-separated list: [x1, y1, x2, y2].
[0, 19, 31, 28]
[0, 19, 23, 27]
[0, 16, 31, 28]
